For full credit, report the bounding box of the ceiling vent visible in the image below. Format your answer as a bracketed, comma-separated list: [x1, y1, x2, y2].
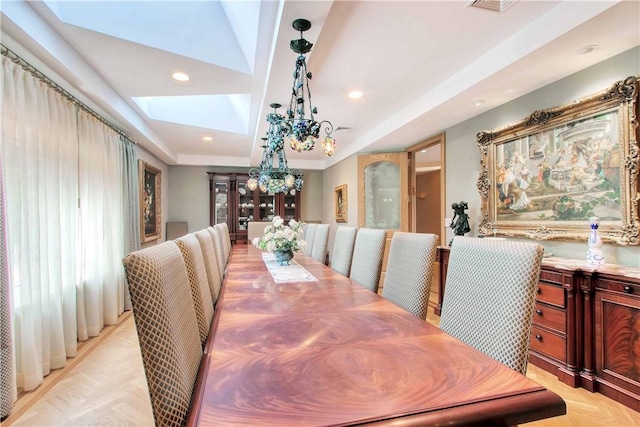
[466, 0, 516, 13]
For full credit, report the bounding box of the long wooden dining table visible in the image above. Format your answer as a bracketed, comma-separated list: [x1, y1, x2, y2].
[187, 245, 565, 426]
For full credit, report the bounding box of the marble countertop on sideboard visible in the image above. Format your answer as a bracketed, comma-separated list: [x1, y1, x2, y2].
[542, 256, 640, 279]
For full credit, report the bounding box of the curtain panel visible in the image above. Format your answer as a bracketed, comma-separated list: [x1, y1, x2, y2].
[1, 53, 139, 399]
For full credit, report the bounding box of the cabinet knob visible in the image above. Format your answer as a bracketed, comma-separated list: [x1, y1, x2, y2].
[535, 309, 543, 316]
[535, 334, 543, 342]
[536, 287, 541, 294]
[623, 286, 633, 294]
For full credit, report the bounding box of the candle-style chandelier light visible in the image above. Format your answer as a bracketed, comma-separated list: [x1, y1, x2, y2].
[282, 18, 336, 157]
[247, 103, 304, 194]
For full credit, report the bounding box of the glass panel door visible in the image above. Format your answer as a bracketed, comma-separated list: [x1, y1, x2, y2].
[214, 182, 229, 225]
[358, 153, 409, 231]
[237, 181, 254, 231]
[364, 162, 401, 229]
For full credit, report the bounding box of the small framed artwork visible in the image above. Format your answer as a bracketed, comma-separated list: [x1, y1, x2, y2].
[335, 184, 347, 223]
[476, 76, 639, 245]
[139, 160, 162, 242]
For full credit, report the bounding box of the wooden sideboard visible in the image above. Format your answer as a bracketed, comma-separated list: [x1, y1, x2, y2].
[436, 246, 640, 411]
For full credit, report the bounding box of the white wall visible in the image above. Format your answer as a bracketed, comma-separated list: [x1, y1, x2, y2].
[445, 46, 640, 266]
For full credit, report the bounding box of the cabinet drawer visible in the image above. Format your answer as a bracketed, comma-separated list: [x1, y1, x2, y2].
[530, 325, 566, 362]
[536, 282, 564, 308]
[532, 302, 566, 334]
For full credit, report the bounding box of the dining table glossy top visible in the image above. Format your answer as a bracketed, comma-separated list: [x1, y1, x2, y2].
[187, 245, 565, 426]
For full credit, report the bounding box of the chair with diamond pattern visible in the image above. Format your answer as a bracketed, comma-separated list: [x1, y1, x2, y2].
[439, 236, 544, 374]
[303, 223, 318, 257]
[175, 233, 214, 346]
[330, 226, 357, 276]
[194, 229, 222, 304]
[349, 228, 387, 293]
[311, 224, 330, 264]
[381, 232, 438, 319]
[123, 241, 202, 427]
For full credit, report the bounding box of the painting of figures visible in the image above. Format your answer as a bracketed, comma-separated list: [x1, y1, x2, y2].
[477, 75, 639, 245]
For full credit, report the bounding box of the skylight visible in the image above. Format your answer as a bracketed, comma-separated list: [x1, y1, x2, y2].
[133, 94, 251, 134]
[42, 0, 260, 73]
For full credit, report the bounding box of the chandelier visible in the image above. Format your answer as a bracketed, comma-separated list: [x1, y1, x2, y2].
[247, 103, 304, 194]
[282, 18, 336, 157]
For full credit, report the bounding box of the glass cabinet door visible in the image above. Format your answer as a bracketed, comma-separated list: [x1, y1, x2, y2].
[258, 192, 276, 221]
[213, 182, 229, 225]
[283, 189, 298, 221]
[237, 181, 254, 232]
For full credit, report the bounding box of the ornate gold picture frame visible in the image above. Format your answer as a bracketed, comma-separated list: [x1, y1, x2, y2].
[477, 76, 639, 245]
[139, 160, 161, 242]
[335, 184, 347, 223]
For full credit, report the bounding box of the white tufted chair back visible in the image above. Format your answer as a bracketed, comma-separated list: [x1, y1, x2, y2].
[439, 236, 544, 374]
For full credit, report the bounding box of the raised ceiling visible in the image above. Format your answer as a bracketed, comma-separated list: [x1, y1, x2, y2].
[1, 0, 638, 170]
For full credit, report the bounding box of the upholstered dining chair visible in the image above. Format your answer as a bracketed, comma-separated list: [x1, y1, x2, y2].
[349, 228, 387, 293]
[214, 223, 231, 263]
[175, 233, 214, 346]
[303, 223, 318, 256]
[311, 224, 330, 264]
[381, 232, 438, 319]
[439, 236, 544, 375]
[207, 227, 226, 276]
[330, 226, 357, 276]
[194, 229, 222, 304]
[122, 241, 202, 427]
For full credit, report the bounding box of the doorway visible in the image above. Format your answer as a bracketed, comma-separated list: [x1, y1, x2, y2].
[408, 133, 445, 246]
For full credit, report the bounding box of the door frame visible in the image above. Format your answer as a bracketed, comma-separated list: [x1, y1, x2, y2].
[407, 132, 446, 246]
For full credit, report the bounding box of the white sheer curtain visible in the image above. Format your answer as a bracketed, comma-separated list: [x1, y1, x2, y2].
[2, 55, 79, 390]
[76, 111, 126, 339]
[2, 53, 138, 395]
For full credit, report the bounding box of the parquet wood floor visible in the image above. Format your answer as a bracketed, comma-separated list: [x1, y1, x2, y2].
[4, 301, 639, 426]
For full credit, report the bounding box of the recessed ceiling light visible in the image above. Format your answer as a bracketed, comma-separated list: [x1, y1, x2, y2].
[348, 90, 363, 99]
[172, 72, 190, 82]
[202, 136, 213, 142]
[472, 99, 485, 107]
[577, 45, 599, 55]
[420, 149, 427, 153]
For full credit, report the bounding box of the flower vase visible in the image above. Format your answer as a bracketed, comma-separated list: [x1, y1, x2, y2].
[274, 248, 294, 265]
[586, 216, 605, 266]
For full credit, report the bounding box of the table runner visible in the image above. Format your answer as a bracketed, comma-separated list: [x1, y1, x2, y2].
[261, 252, 318, 283]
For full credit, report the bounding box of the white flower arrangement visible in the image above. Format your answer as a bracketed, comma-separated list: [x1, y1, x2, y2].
[252, 216, 307, 253]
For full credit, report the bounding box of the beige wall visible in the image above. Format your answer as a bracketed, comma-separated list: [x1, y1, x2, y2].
[322, 155, 359, 261]
[299, 170, 324, 223]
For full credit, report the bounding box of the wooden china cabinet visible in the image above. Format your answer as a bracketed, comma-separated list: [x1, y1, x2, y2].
[436, 246, 640, 411]
[208, 172, 300, 244]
